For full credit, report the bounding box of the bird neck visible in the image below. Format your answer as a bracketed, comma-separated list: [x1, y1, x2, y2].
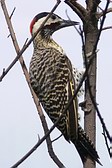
[33, 33, 64, 54]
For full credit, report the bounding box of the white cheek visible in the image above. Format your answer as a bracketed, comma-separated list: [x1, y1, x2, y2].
[32, 16, 61, 34]
[32, 17, 46, 34]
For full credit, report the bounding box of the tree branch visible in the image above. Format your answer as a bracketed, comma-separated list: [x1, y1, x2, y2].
[80, 28, 111, 158]
[102, 128, 111, 157]
[1, 0, 65, 167]
[102, 26, 112, 31]
[97, 7, 112, 19]
[64, 0, 87, 22]
[110, 139, 112, 158]
[92, 0, 110, 54]
[86, 0, 101, 12]
[80, 0, 112, 159]
[9, 7, 16, 19]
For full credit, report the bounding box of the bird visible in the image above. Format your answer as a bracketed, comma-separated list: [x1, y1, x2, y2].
[29, 12, 101, 165]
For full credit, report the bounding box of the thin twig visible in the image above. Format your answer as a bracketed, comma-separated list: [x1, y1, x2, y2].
[52, 134, 62, 143]
[9, 7, 16, 19]
[65, 9, 81, 35]
[65, 0, 87, 22]
[110, 139, 112, 158]
[102, 26, 112, 31]
[97, 7, 112, 19]
[22, 38, 29, 48]
[102, 129, 111, 157]
[39, 114, 65, 168]
[93, 0, 110, 53]
[1, 0, 65, 168]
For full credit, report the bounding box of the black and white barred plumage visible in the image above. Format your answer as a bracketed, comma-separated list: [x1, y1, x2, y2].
[72, 66, 84, 97]
[29, 12, 101, 165]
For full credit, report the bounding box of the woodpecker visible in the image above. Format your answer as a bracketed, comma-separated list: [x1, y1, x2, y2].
[29, 12, 101, 165]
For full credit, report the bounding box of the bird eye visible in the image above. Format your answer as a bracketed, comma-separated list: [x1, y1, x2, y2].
[51, 15, 56, 20]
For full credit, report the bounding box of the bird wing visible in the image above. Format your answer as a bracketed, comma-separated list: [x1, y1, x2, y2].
[64, 55, 79, 141]
[66, 80, 78, 141]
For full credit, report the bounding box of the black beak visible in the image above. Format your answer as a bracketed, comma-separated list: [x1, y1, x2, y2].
[55, 19, 79, 31]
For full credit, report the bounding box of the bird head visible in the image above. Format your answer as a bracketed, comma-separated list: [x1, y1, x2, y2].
[30, 12, 79, 38]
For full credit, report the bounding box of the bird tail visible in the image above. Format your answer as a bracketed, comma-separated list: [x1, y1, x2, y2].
[71, 125, 102, 166]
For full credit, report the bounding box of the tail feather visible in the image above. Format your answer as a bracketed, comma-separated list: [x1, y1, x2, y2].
[71, 125, 102, 166]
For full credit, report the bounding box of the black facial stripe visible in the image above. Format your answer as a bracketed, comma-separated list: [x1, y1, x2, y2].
[43, 22, 60, 31]
[40, 22, 60, 37]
